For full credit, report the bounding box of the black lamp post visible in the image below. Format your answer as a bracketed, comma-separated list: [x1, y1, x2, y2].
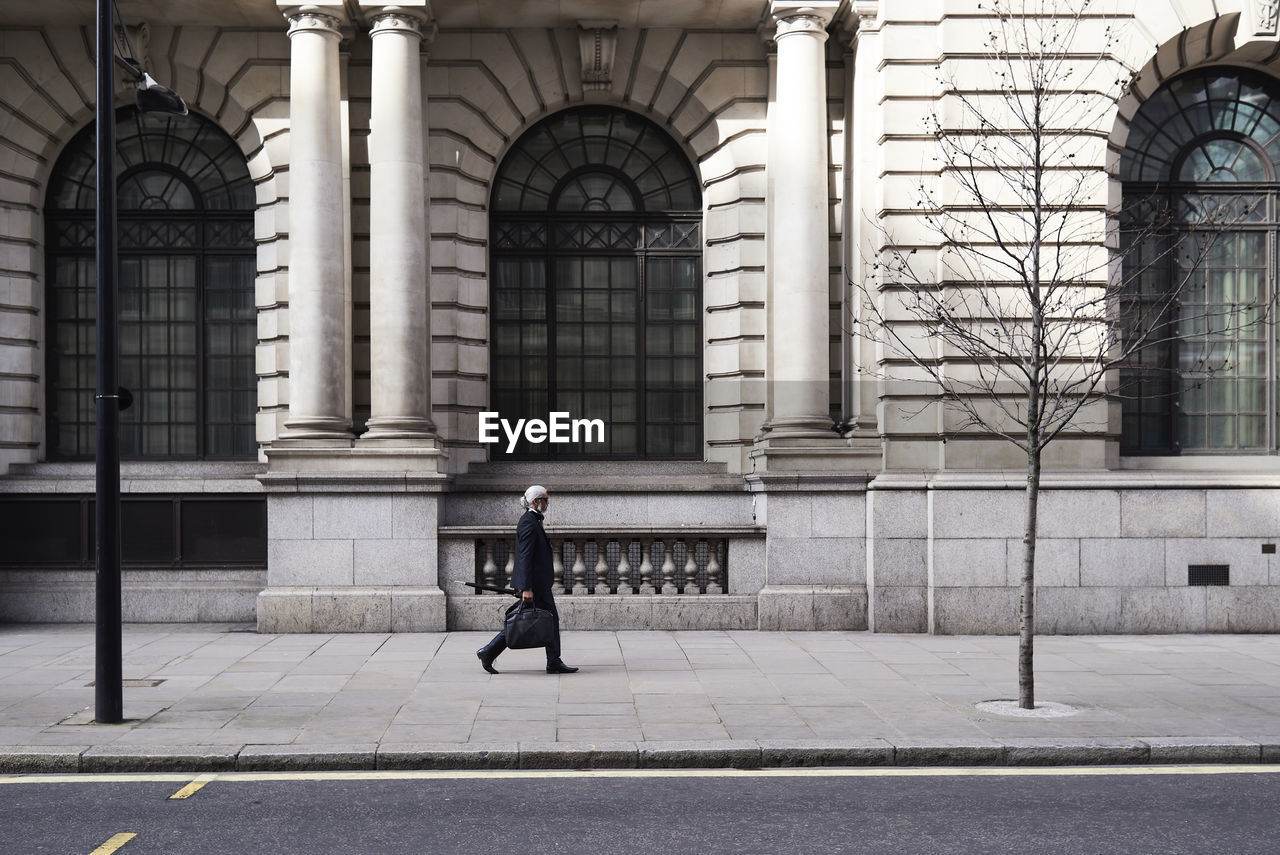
[94, 0, 186, 725]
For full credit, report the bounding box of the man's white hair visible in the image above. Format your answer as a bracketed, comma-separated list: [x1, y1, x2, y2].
[521, 484, 548, 510]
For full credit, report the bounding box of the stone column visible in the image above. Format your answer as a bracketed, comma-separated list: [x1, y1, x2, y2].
[280, 3, 352, 440]
[362, 2, 437, 440]
[761, 1, 840, 440]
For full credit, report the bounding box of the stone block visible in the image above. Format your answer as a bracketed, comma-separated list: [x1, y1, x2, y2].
[1164, 539, 1271, 586]
[197, 586, 262, 623]
[931, 587, 1018, 634]
[354, 539, 434, 586]
[518, 741, 639, 769]
[236, 744, 378, 771]
[931, 490, 1024, 539]
[81, 745, 238, 773]
[765, 536, 864, 585]
[313, 495, 395, 539]
[392, 494, 437, 539]
[377, 743, 519, 770]
[647, 493, 752, 527]
[1207, 489, 1280, 537]
[0, 746, 84, 773]
[812, 585, 868, 630]
[760, 493, 810, 536]
[1143, 738, 1261, 764]
[1119, 587, 1207, 633]
[122, 586, 200, 622]
[1035, 587, 1123, 634]
[1036, 490, 1121, 538]
[1079, 539, 1164, 587]
[893, 739, 1005, 766]
[1003, 738, 1148, 766]
[391, 588, 447, 632]
[256, 587, 314, 633]
[727, 537, 765, 595]
[1120, 490, 1205, 538]
[311, 588, 392, 633]
[1206, 587, 1280, 632]
[637, 740, 761, 769]
[870, 586, 927, 633]
[758, 585, 813, 630]
[932, 539, 1006, 587]
[758, 738, 894, 767]
[1006, 538, 1079, 587]
[266, 540, 353, 586]
[870, 537, 927, 587]
[811, 493, 865, 537]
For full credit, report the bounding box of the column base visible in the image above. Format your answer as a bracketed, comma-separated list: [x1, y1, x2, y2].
[750, 433, 881, 472]
[265, 442, 446, 474]
[361, 417, 438, 440]
[280, 416, 354, 441]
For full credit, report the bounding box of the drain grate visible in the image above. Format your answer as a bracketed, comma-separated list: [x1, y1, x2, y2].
[86, 679, 165, 688]
[1188, 564, 1229, 586]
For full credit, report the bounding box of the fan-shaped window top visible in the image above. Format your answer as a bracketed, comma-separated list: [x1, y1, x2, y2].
[1122, 68, 1280, 183]
[492, 109, 699, 213]
[48, 108, 254, 211]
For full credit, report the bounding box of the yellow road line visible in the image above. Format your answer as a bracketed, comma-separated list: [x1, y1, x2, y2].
[88, 832, 137, 855]
[3, 764, 1280, 786]
[168, 773, 217, 800]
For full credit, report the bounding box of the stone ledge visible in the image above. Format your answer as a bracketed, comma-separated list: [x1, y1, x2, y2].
[2, 738, 1274, 774]
[1003, 738, 1150, 766]
[81, 745, 239, 773]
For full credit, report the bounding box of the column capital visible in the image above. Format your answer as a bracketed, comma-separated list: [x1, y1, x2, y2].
[360, 2, 435, 39]
[770, 1, 840, 38]
[279, 3, 348, 38]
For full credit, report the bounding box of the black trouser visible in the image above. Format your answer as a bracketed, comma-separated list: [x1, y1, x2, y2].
[478, 595, 560, 663]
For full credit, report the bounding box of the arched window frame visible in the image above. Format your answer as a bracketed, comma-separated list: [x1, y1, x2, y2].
[489, 107, 703, 460]
[1121, 67, 1280, 455]
[44, 107, 257, 461]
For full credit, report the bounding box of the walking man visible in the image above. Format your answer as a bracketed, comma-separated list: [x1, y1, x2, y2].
[476, 485, 578, 674]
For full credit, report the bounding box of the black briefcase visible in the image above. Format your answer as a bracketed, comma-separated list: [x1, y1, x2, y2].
[503, 601, 556, 649]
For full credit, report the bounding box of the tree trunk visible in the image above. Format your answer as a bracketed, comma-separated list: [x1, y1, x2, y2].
[1018, 447, 1042, 709]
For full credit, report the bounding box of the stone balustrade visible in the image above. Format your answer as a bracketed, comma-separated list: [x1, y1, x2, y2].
[473, 530, 728, 595]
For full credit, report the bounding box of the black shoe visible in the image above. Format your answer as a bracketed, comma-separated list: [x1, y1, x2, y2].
[476, 649, 499, 674]
[546, 660, 579, 674]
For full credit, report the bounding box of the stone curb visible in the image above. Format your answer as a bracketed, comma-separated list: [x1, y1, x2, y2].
[2, 739, 1277, 774]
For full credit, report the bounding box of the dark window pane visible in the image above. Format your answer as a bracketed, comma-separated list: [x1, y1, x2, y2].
[181, 499, 267, 564]
[121, 500, 175, 563]
[0, 500, 82, 564]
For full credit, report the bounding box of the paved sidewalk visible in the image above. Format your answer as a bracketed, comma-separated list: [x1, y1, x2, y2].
[1, 624, 1279, 772]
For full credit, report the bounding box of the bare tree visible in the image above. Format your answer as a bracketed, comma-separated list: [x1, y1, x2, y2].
[854, 0, 1264, 708]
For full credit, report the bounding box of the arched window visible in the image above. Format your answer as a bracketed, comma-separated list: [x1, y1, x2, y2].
[1121, 69, 1280, 454]
[46, 108, 257, 459]
[490, 108, 702, 459]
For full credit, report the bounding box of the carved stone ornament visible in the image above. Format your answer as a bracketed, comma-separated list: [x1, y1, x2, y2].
[370, 10, 426, 37]
[578, 20, 618, 92]
[775, 12, 829, 38]
[286, 9, 344, 37]
[1258, 0, 1280, 35]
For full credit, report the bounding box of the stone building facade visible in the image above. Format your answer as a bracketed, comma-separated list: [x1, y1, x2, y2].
[1, 0, 1279, 633]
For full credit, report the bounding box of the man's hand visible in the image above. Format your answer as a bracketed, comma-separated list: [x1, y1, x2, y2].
[522, 589, 534, 603]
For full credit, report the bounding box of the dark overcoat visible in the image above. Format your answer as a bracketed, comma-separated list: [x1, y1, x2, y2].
[509, 509, 554, 598]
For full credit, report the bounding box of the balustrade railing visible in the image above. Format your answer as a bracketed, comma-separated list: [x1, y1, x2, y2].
[473, 533, 728, 595]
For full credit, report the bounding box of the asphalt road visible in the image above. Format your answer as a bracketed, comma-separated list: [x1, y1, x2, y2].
[2, 767, 1278, 855]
